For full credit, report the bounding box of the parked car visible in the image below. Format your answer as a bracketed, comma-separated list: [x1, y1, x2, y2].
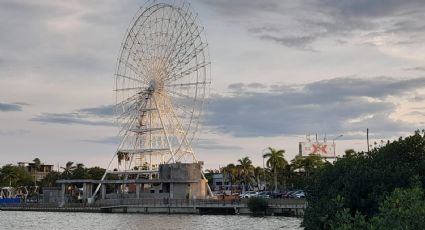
[271, 191, 284, 198]
[239, 191, 258, 198]
[282, 190, 300, 198]
[288, 190, 305, 199]
[257, 191, 271, 199]
[293, 191, 305, 199]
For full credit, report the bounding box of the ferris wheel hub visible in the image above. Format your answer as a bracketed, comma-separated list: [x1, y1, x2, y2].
[148, 80, 156, 92]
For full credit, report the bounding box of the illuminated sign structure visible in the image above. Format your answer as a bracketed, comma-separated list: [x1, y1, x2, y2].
[299, 142, 335, 158]
[298, 135, 337, 158]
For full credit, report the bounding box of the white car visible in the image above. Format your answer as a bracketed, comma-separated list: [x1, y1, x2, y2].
[293, 191, 305, 199]
[239, 191, 258, 198]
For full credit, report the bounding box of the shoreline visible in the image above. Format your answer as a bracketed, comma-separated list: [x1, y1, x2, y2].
[0, 200, 306, 216]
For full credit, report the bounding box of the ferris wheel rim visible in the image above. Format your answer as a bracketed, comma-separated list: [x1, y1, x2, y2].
[113, 0, 210, 162]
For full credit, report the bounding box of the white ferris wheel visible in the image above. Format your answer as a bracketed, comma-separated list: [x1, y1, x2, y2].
[111, 0, 210, 174]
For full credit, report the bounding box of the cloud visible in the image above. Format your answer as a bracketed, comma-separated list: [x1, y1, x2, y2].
[81, 136, 120, 145]
[228, 82, 269, 92]
[200, 0, 425, 50]
[194, 139, 243, 150]
[204, 77, 425, 138]
[31, 113, 113, 126]
[77, 105, 114, 117]
[404, 66, 425, 72]
[31, 104, 114, 126]
[0, 0, 136, 81]
[0, 102, 23, 112]
[405, 111, 425, 117]
[0, 129, 30, 136]
[14, 102, 31, 106]
[259, 35, 318, 52]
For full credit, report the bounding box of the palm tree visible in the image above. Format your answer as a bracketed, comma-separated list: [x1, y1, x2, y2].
[72, 163, 89, 179]
[117, 151, 131, 169]
[254, 166, 265, 190]
[32, 157, 42, 186]
[344, 149, 356, 158]
[237, 157, 254, 191]
[61, 161, 76, 179]
[4, 171, 17, 187]
[263, 147, 288, 192]
[32, 158, 41, 172]
[117, 151, 124, 167]
[222, 163, 237, 191]
[124, 152, 131, 169]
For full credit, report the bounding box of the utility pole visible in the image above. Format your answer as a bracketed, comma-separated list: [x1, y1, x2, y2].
[332, 135, 343, 157]
[367, 128, 370, 153]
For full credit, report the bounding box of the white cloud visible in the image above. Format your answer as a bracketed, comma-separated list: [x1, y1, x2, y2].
[1, 0, 425, 169]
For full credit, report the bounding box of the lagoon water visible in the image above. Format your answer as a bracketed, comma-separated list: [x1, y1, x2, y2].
[0, 211, 302, 230]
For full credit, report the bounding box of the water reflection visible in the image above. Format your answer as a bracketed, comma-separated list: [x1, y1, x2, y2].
[0, 211, 302, 230]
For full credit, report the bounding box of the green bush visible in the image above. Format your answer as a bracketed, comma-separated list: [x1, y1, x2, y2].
[247, 197, 268, 215]
[329, 185, 425, 230]
[303, 131, 425, 230]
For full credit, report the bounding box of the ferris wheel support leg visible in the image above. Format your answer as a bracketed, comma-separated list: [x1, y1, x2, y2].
[153, 94, 176, 163]
[201, 171, 214, 198]
[164, 103, 214, 197]
[90, 115, 138, 202]
[89, 151, 117, 203]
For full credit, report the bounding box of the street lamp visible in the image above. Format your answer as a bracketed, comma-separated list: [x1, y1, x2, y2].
[332, 135, 344, 157]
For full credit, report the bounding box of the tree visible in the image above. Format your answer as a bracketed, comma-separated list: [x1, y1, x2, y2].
[263, 147, 288, 192]
[87, 167, 106, 180]
[117, 151, 131, 169]
[61, 161, 76, 179]
[330, 185, 425, 230]
[222, 163, 238, 190]
[237, 157, 254, 191]
[344, 149, 356, 158]
[370, 184, 425, 229]
[0, 164, 32, 187]
[291, 154, 324, 177]
[117, 151, 124, 166]
[72, 163, 89, 179]
[303, 131, 425, 230]
[253, 166, 265, 190]
[40, 171, 61, 187]
[32, 158, 41, 172]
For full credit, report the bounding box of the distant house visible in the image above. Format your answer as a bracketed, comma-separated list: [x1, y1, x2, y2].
[212, 173, 224, 189]
[17, 162, 54, 182]
[211, 173, 244, 193]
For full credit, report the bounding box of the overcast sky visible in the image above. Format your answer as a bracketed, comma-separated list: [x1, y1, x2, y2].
[0, 0, 424, 169]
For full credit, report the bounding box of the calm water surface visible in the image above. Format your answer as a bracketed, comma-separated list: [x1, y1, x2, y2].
[0, 211, 302, 230]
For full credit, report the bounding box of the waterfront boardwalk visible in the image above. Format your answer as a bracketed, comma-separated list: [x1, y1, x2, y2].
[0, 198, 306, 216]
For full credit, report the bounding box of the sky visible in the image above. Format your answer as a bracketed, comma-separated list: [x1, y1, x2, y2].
[0, 0, 424, 170]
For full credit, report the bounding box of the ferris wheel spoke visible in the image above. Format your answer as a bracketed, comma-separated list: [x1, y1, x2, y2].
[161, 15, 199, 66]
[114, 87, 144, 92]
[168, 61, 210, 82]
[125, 30, 150, 61]
[166, 89, 194, 100]
[117, 100, 140, 117]
[165, 81, 210, 88]
[125, 29, 157, 78]
[115, 74, 145, 85]
[119, 59, 147, 78]
[166, 41, 206, 80]
[116, 95, 139, 111]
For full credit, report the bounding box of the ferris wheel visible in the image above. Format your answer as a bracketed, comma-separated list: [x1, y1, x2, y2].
[113, 0, 210, 172]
